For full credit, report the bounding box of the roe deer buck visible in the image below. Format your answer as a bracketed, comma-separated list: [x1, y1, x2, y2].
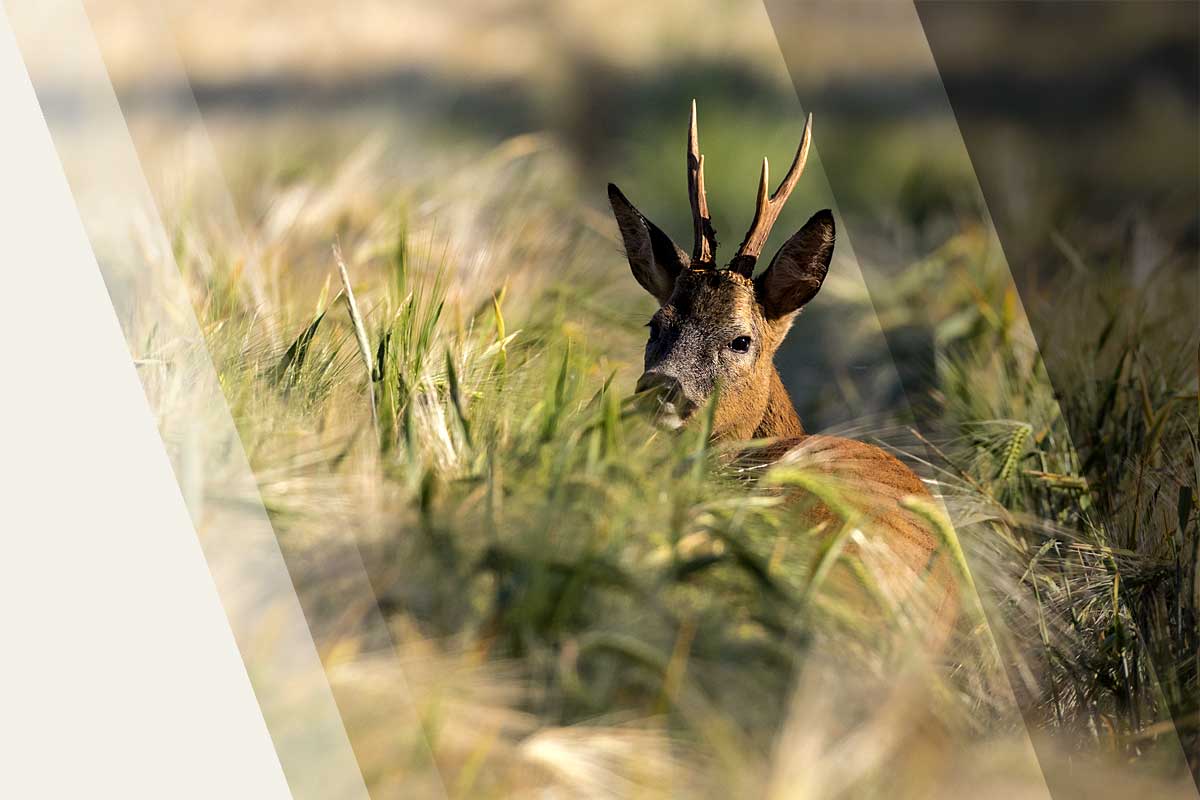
[607, 102, 958, 639]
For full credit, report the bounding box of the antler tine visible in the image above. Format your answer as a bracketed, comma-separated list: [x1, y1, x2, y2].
[688, 100, 717, 265]
[731, 113, 813, 275]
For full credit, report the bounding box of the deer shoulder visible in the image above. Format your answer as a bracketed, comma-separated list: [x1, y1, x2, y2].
[749, 434, 959, 644]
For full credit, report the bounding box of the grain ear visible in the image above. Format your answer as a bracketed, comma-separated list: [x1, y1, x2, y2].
[608, 183, 689, 305]
[754, 209, 834, 319]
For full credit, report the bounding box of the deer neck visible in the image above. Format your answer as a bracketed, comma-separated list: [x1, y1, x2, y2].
[752, 367, 805, 440]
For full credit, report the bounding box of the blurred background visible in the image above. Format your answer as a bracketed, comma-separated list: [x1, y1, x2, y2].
[46, 1, 1190, 425]
[77, 0, 941, 431]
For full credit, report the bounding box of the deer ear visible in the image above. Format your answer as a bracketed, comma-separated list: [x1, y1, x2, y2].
[608, 183, 689, 305]
[754, 209, 834, 319]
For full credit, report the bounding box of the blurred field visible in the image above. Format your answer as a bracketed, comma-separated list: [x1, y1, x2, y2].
[32, 0, 1200, 796]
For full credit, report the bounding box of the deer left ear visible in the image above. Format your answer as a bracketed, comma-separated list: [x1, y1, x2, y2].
[754, 209, 834, 319]
[608, 183, 689, 305]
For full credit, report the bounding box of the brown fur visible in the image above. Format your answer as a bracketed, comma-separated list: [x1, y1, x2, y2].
[738, 428, 959, 648]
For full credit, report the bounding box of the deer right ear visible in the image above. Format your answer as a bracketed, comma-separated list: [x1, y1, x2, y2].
[607, 183, 689, 305]
[754, 209, 835, 320]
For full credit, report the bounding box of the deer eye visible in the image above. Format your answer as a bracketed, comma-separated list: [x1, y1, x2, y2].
[729, 335, 752, 353]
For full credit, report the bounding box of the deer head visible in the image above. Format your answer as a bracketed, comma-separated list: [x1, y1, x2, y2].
[608, 102, 834, 440]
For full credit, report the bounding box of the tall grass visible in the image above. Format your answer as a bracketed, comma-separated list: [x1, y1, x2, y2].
[139, 136, 1198, 797]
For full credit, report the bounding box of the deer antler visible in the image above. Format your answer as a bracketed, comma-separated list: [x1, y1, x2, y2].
[730, 113, 813, 277]
[688, 100, 717, 266]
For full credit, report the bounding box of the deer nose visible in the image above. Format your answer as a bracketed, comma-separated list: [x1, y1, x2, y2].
[636, 372, 697, 422]
[636, 371, 681, 399]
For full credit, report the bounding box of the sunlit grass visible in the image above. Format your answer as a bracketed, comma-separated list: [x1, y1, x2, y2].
[126, 123, 1200, 796]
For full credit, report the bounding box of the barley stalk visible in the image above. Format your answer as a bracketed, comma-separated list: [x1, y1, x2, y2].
[998, 422, 1031, 482]
[333, 241, 379, 437]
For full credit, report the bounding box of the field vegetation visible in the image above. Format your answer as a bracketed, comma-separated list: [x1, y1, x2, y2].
[58, 1, 1200, 796]
[128, 133, 1193, 797]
